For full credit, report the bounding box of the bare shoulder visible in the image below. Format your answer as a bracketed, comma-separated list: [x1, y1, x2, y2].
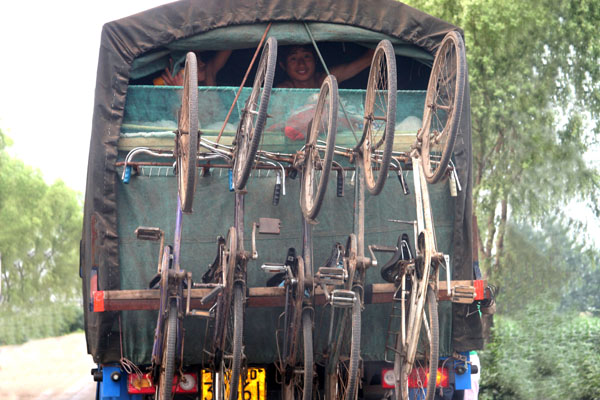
[277, 80, 294, 88]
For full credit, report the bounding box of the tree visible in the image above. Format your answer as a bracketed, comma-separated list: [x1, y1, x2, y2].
[404, 0, 600, 283]
[0, 129, 82, 307]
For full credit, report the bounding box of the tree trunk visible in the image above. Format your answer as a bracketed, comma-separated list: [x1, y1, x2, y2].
[492, 195, 509, 274]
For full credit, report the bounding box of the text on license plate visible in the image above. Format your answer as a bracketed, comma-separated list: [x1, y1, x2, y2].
[202, 368, 266, 400]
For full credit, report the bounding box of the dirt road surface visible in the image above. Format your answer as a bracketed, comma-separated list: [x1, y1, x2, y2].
[0, 332, 96, 400]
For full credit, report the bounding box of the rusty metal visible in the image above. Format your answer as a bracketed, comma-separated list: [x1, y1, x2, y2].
[257, 217, 281, 235]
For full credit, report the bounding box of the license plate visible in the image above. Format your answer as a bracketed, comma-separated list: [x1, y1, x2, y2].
[201, 368, 266, 400]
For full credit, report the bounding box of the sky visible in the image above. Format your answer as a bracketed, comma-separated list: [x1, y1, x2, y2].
[0, 0, 170, 194]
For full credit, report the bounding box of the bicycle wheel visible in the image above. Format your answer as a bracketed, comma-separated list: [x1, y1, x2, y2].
[218, 282, 244, 400]
[362, 40, 397, 196]
[420, 31, 466, 184]
[177, 52, 199, 213]
[233, 36, 278, 191]
[156, 299, 178, 400]
[300, 75, 338, 221]
[395, 286, 439, 400]
[325, 292, 361, 400]
[301, 309, 314, 400]
[282, 259, 313, 400]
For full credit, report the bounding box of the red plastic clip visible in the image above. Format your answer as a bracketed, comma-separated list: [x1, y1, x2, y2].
[94, 291, 105, 312]
[473, 280, 485, 300]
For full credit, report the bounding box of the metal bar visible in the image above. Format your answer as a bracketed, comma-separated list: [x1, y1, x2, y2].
[94, 281, 486, 312]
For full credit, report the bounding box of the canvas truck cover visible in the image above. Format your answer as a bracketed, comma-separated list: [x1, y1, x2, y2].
[82, 0, 481, 363]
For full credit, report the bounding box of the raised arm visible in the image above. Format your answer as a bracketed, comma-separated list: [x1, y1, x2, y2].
[329, 48, 375, 84]
[205, 50, 233, 85]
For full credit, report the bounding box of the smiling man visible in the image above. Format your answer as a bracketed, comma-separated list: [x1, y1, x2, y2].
[277, 45, 374, 88]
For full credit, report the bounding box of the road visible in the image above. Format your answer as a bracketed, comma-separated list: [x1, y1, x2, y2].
[0, 333, 97, 400]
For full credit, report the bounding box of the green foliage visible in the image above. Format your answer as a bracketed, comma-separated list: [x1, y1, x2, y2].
[494, 217, 598, 313]
[0, 303, 83, 345]
[561, 252, 600, 316]
[0, 151, 82, 306]
[480, 304, 600, 400]
[0, 129, 83, 343]
[404, 0, 600, 276]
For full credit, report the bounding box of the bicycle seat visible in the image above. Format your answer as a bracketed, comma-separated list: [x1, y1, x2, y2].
[149, 273, 161, 289]
[324, 242, 344, 268]
[202, 236, 226, 283]
[266, 248, 297, 287]
[381, 234, 414, 283]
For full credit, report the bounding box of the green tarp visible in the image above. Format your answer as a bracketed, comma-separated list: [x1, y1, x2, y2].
[82, 0, 481, 365]
[117, 87, 454, 365]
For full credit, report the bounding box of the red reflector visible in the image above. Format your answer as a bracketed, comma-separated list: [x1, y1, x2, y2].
[407, 367, 449, 388]
[381, 369, 395, 389]
[127, 372, 198, 394]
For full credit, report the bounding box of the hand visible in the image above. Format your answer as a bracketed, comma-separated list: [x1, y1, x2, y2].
[161, 67, 184, 86]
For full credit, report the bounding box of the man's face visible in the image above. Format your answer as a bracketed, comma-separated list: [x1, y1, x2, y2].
[283, 47, 316, 83]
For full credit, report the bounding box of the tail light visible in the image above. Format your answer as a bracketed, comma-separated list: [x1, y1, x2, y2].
[382, 369, 396, 389]
[407, 367, 449, 388]
[128, 372, 198, 394]
[381, 367, 449, 390]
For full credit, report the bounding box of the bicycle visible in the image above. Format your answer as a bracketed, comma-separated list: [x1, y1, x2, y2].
[261, 74, 340, 400]
[385, 30, 466, 400]
[193, 37, 278, 400]
[131, 51, 200, 400]
[309, 39, 397, 400]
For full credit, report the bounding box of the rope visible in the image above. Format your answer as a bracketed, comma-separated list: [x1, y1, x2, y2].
[303, 23, 360, 144]
[118, 314, 144, 378]
[216, 23, 273, 143]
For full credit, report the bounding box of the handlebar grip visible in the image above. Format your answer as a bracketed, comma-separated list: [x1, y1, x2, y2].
[228, 169, 234, 192]
[337, 169, 344, 197]
[273, 183, 281, 205]
[449, 173, 458, 197]
[397, 170, 409, 195]
[123, 165, 132, 184]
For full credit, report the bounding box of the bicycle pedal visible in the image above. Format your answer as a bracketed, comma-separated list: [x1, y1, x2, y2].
[261, 263, 287, 274]
[451, 286, 476, 304]
[192, 282, 220, 289]
[201, 285, 224, 305]
[330, 289, 356, 308]
[188, 310, 212, 319]
[316, 267, 347, 286]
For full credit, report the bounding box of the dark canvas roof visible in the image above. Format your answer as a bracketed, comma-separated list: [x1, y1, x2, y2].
[82, 0, 480, 362]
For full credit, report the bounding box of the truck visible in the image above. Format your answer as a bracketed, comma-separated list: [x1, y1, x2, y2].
[80, 0, 489, 399]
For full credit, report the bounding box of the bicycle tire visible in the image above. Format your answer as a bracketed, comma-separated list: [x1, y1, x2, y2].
[233, 36, 278, 191]
[362, 40, 397, 195]
[228, 283, 244, 400]
[157, 299, 177, 400]
[346, 293, 361, 400]
[325, 292, 361, 400]
[396, 286, 439, 400]
[302, 309, 314, 400]
[177, 52, 199, 213]
[420, 31, 466, 184]
[282, 257, 308, 400]
[301, 75, 338, 221]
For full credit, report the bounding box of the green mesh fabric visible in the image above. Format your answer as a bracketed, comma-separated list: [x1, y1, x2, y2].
[122, 86, 426, 153]
[118, 86, 455, 365]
